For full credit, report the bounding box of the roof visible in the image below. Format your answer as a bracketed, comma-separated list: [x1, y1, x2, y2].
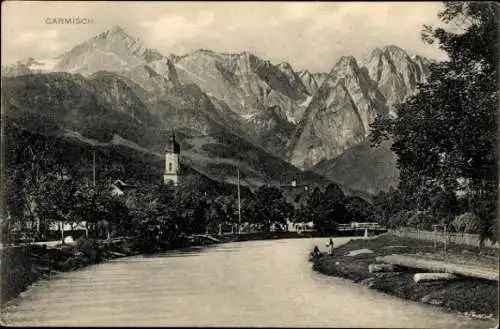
[113, 179, 135, 188]
[165, 133, 180, 153]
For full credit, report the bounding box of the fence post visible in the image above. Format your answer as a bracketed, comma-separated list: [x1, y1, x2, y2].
[443, 225, 447, 257]
[433, 225, 437, 249]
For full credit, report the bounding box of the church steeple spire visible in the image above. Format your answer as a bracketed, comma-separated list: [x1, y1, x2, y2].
[165, 130, 180, 154]
[164, 130, 181, 186]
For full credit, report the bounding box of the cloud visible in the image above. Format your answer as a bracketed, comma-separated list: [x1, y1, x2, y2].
[141, 10, 215, 45]
[307, 3, 442, 34]
[2, 2, 448, 71]
[11, 29, 66, 56]
[282, 3, 322, 20]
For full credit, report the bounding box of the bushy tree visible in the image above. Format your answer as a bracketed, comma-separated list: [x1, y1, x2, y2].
[211, 195, 237, 227]
[407, 210, 435, 230]
[386, 210, 412, 229]
[252, 185, 293, 232]
[430, 188, 459, 225]
[345, 196, 373, 223]
[36, 176, 80, 243]
[371, 188, 405, 227]
[451, 212, 481, 234]
[302, 183, 348, 234]
[175, 188, 208, 235]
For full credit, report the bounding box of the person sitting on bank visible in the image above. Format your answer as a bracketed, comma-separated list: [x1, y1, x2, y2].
[313, 245, 321, 256]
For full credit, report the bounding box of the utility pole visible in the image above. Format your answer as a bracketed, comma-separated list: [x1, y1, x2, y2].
[237, 167, 241, 234]
[88, 150, 96, 239]
[93, 150, 96, 187]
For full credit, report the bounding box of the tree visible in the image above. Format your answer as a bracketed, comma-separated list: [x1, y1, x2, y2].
[301, 183, 347, 234]
[126, 184, 179, 251]
[4, 129, 73, 242]
[239, 197, 258, 232]
[386, 210, 412, 229]
[370, 2, 498, 236]
[107, 197, 130, 236]
[209, 195, 237, 233]
[253, 186, 293, 232]
[345, 196, 373, 223]
[407, 210, 435, 230]
[175, 188, 209, 235]
[430, 188, 458, 225]
[371, 188, 405, 227]
[37, 176, 80, 243]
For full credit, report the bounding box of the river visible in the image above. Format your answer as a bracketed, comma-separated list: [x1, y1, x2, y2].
[1, 238, 496, 327]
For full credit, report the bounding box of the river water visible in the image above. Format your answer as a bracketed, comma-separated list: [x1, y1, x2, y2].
[1, 238, 496, 327]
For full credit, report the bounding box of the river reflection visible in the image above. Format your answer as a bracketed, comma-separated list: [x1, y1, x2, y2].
[1, 238, 496, 328]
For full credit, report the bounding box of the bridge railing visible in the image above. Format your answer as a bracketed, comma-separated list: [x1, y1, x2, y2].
[337, 222, 387, 231]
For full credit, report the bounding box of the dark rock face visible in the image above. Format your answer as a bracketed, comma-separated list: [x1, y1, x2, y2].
[288, 56, 389, 169]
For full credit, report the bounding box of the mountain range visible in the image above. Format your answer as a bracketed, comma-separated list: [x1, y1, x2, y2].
[2, 25, 434, 198]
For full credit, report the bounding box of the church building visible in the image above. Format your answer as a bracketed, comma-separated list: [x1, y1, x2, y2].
[164, 132, 181, 186]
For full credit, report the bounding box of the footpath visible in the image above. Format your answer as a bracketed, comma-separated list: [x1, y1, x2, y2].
[312, 233, 499, 321]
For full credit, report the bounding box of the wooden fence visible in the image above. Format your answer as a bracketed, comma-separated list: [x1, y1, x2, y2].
[388, 228, 499, 249]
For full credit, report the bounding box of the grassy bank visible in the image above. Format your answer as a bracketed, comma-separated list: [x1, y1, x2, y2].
[312, 234, 498, 320]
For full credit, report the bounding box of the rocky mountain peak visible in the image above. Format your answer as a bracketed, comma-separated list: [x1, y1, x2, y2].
[361, 45, 430, 115]
[106, 24, 128, 35]
[298, 70, 318, 95]
[370, 47, 383, 57]
[334, 56, 359, 70]
[299, 70, 311, 77]
[53, 25, 164, 75]
[237, 51, 259, 66]
[88, 24, 138, 48]
[277, 62, 293, 71]
[382, 45, 410, 58]
[276, 62, 303, 84]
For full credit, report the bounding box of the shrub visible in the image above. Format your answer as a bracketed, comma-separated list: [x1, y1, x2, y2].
[407, 210, 435, 230]
[76, 238, 101, 263]
[387, 210, 412, 229]
[451, 212, 481, 234]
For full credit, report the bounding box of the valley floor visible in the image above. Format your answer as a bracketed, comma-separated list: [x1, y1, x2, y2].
[312, 234, 499, 321]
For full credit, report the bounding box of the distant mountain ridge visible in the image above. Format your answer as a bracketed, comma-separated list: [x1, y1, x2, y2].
[2, 26, 435, 196]
[288, 55, 390, 169]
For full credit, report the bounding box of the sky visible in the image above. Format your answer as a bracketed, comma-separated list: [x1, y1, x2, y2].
[2, 1, 449, 72]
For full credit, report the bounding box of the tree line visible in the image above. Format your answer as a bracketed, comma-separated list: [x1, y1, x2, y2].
[2, 125, 373, 248]
[369, 2, 498, 247]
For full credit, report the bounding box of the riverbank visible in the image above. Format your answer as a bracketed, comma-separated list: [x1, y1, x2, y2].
[0, 235, 211, 306]
[1, 231, 316, 306]
[312, 234, 498, 321]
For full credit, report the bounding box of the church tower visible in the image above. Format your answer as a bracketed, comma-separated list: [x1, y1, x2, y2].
[164, 132, 181, 186]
